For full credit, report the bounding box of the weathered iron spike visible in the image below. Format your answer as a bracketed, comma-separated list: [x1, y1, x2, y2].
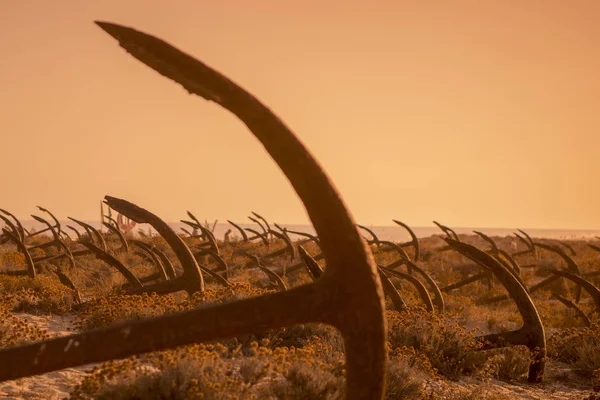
[2, 228, 36, 278]
[198, 225, 220, 256]
[376, 267, 408, 312]
[0, 215, 21, 242]
[66, 225, 82, 241]
[395, 260, 445, 313]
[227, 220, 249, 242]
[551, 293, 591, 326]
[282, 228, 321, 247]
[102, 222, 129, 253]
[36, 206, 62, 236]
[197, 264, 229, 288]
[245, 228, 269, 247]
[60, 230, 73, 242]
[433, 221, 459, 241]
[194, 249, 228, 280]
[513, 232, 532, 250]
[68, 217, 107, 251]
[147, 245, 177, 280]
[251, 212, 271, 238]
[533, 241, 582, 302]
[30, 214, 62, 252]
[544, 268, 600, 314]
[473, 231, 499, 255]
[186, 211, 206, 239]
[244, 253, 288, 291]
[103, 214, 120, 230]
[379, 266, 434, 312]
[497, 249, 521, 276]
[0, 22, 387, 399]
[248, 216, 268, 236]
[392, 219, 420, 261]
[588, 243, 600, 253]
[518, 229, 536, 249]
[441, 271, 492, 293]
[268, 229, 296, 261]
[445, 238, 546, 382]
[107, 197, 204, 295]
[557, 241, 577, 257]
[0, 209, 26, 241]
[357, 224, 380, 247]
[50, 267, 82, 304]
[375, 240, 410, 262]
[298, 245, 323, 281]
[130, 239, 168, 282]
[80, 242, 143, 288]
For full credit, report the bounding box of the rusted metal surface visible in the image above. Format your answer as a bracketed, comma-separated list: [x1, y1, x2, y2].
[194, 249, 228, 280]
[246, 228, 269, 247]
[393, 220, 420, 261]
[251, 212, 271, 235]
[442, 271, 491, 292]
[0, 22, 387, 399]
[557, 241, 577, 257]
[376, 240, 410, 262]
[105, 197, 204, 295]
[358, 224, 380, 247]
[379, 266, 434, 312]
[268, 229, 296, 261]
[377, 268, 408, 312]
[551, 293, 591, 326]
[69, 217, 107, 251]
[298, 245, 323, 281]
[130, 239, 168, 282]
[386, 260, 444, 313]
[248, 216, 268, 237]
[1, 228, 36, 278]
[245, 254, 288, 291]
[227, 220, 248, 242]
[282, 227, 321, 247]
[81, 242, 143, 289]
[445, 239, 546, 383]
[0, 209, 26, 241]
[534, 242, 582, 302]
[433, 221, 459, 241]
[66, 225, 83, 241]
[544, 269, 600, 314]
[37, 206, 62, 236]
[103, 222, 130, 253]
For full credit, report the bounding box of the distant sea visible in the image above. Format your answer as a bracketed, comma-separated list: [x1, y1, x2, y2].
[13, 221, 600, 242]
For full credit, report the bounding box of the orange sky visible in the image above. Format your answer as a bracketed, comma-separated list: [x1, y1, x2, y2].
[1, 1, 598, 229]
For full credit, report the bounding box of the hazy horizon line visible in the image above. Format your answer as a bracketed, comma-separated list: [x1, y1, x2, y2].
[13, 220, 600, 233]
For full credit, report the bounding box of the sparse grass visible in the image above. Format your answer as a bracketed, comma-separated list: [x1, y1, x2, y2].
[0, 304, 50, 347]
[549, 324, 600, 376]
[1, 233, 599, 398]
[387, 308, 486, 379]
[0, 275, 77, 313]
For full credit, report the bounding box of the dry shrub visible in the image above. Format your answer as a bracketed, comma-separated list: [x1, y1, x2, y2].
[387, 309, 485, 379]
[425, 385, 513, 400]
[76, 283, 274, 331]
[481, 346, 530, 381]
[69, 339, 347, 400]
[385, 347, 431, 399]
[0, 304, 50, 347]
[0, 275, 77, 313]
[386, 308, 531, 382]
[549, 324, 600, 376]
[0, 250, 26, 270]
